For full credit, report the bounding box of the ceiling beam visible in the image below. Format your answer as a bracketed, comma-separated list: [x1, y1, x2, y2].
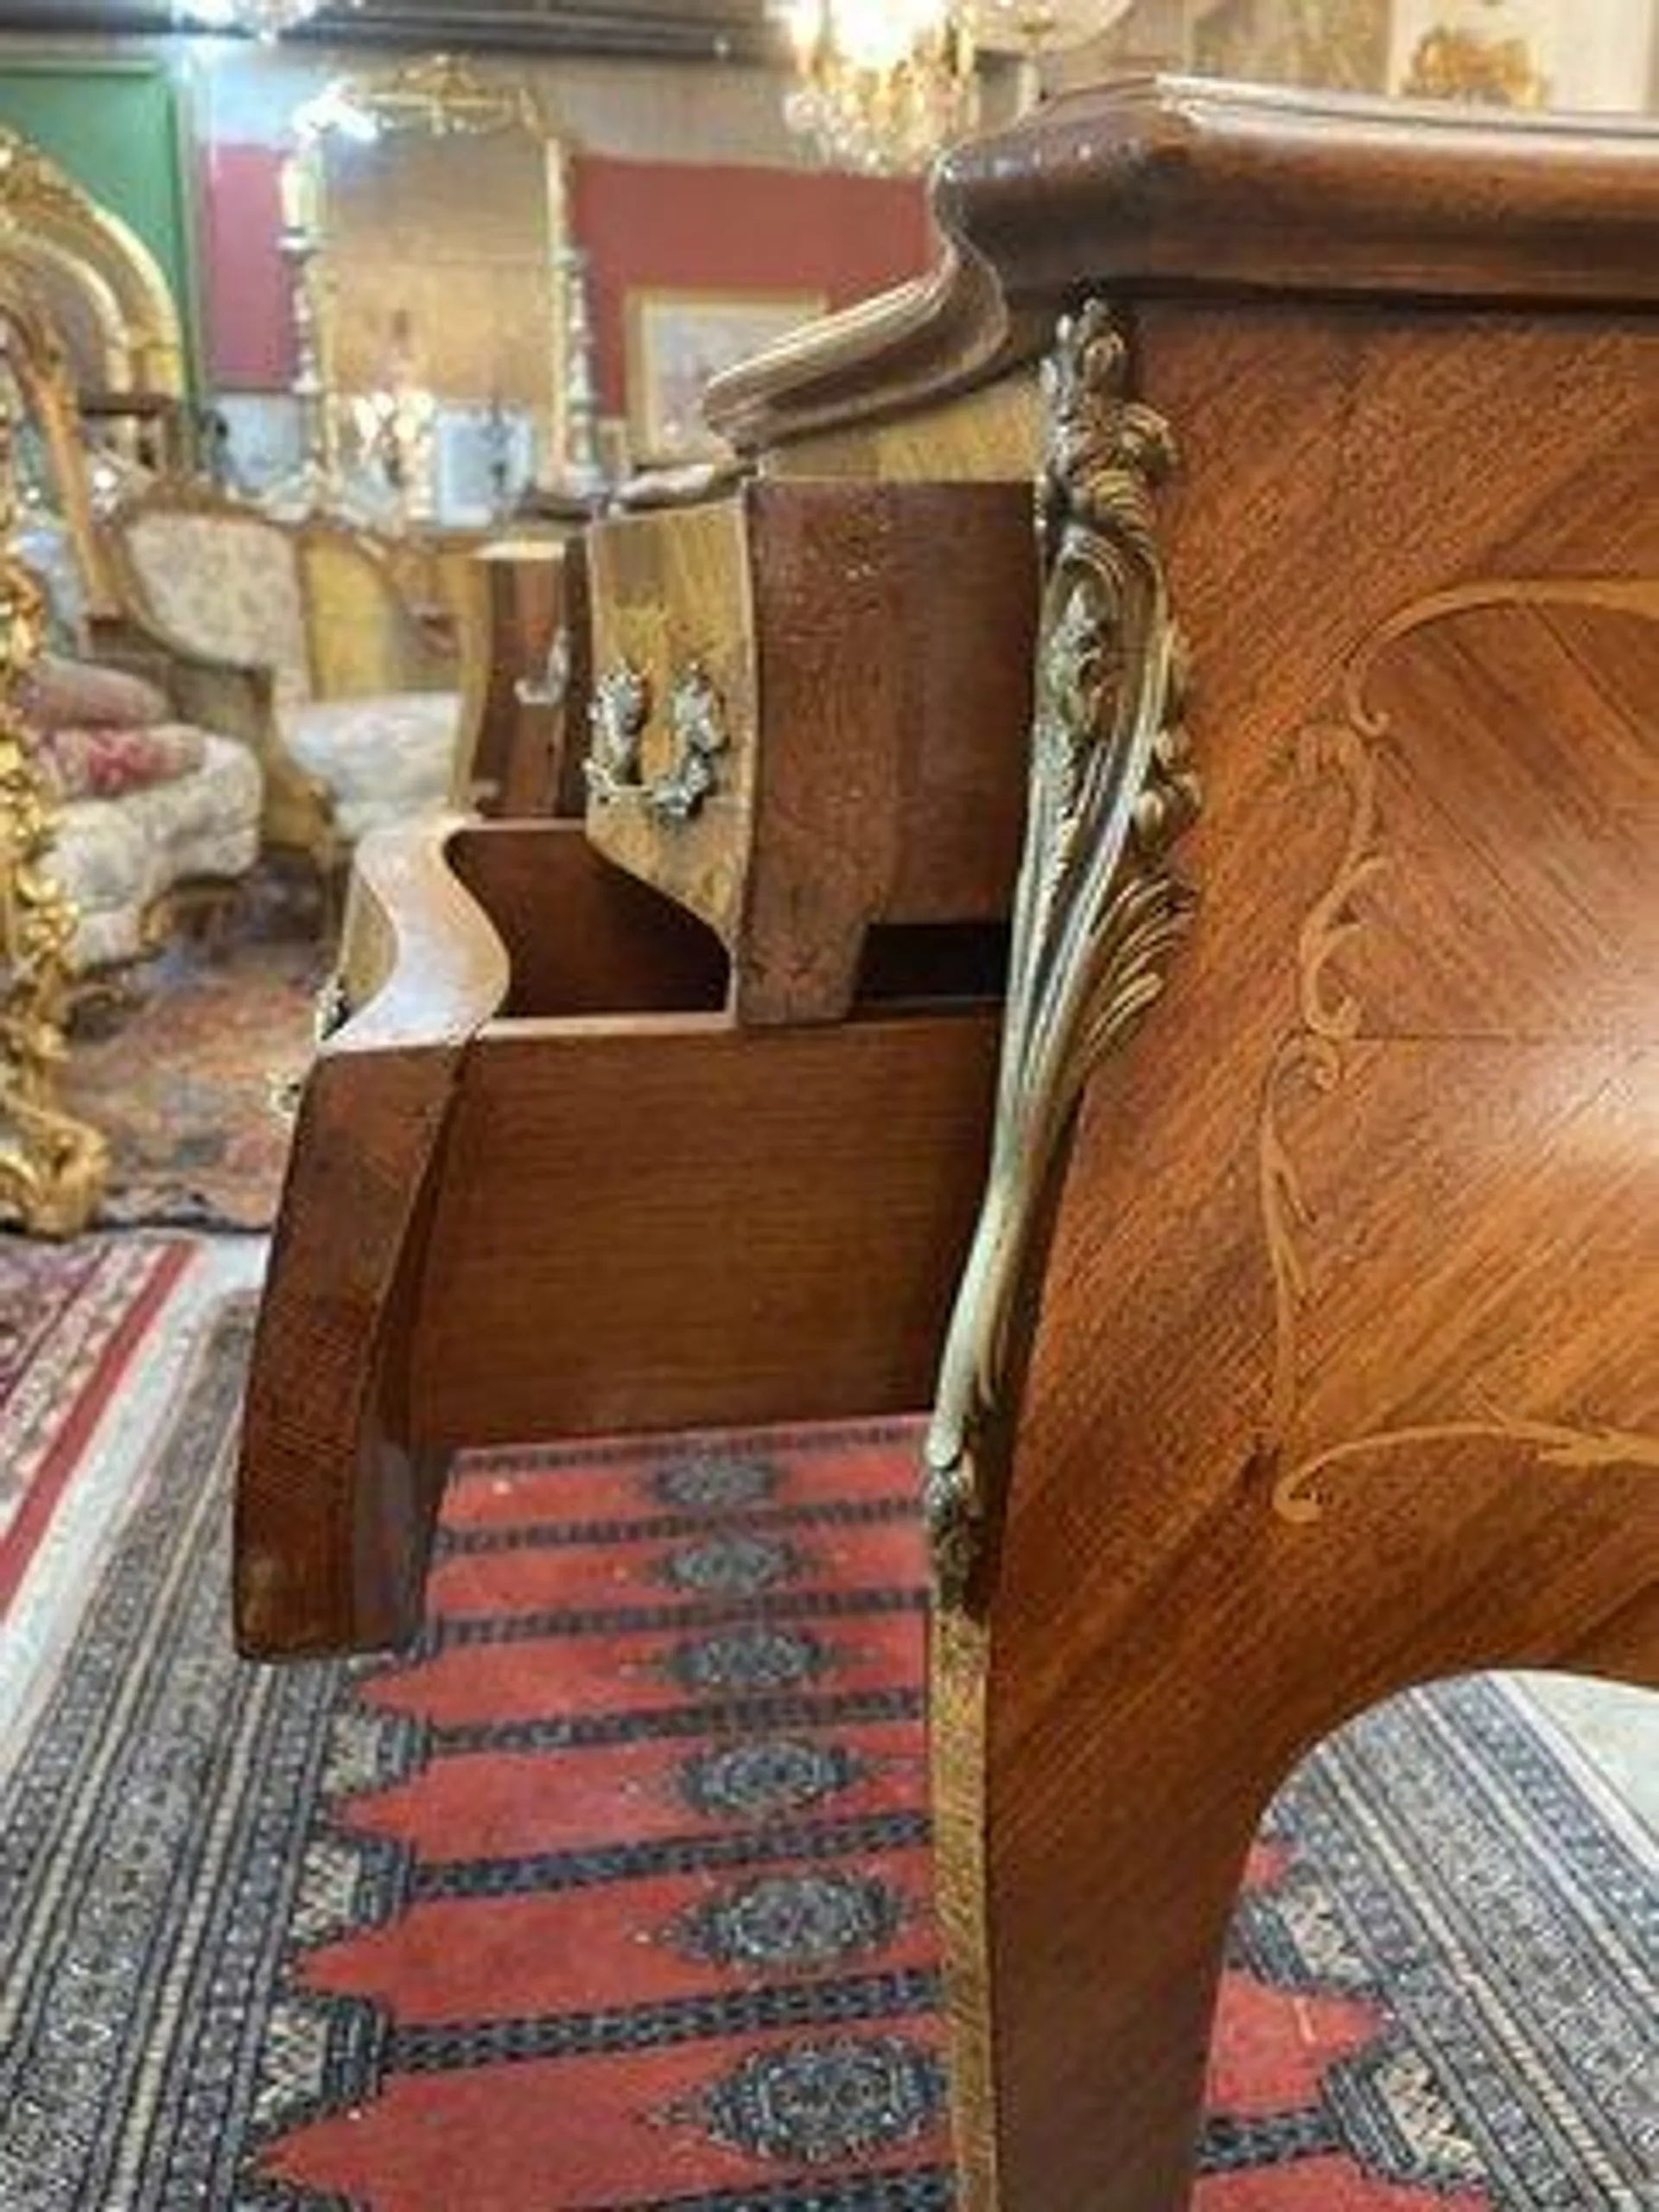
[0, 3, 781, 65]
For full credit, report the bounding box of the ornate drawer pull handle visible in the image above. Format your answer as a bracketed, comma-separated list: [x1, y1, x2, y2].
[584, 658, 729, 822]
[584, 660, 650, 804]
[645, 663, 727, 823]
[313, 970, 351, 1043]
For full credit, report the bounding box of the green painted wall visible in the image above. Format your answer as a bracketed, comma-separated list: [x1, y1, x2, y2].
[0, 58, 200, 391]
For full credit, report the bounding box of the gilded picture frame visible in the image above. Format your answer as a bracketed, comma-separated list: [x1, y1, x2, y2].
[625, 287, 826, 464]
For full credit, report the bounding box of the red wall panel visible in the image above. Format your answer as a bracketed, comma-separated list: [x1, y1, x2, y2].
[201, 145, 936, 416]
[204, 143, 292, 390]
[571, 155, 935, 416]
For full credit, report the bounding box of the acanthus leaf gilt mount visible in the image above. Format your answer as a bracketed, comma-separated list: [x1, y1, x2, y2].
[924, 297, 1200, 1613]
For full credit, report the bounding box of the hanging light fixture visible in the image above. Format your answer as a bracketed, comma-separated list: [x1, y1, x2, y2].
[774, 1, 1128, 175]
[776, 2, 978, 177]
[973, 2, 1131, 107]
[174, 0, 342, 39]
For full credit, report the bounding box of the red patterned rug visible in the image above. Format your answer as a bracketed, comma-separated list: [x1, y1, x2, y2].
[0, 1232, 191, 1609]
[0, 1300, 1651, 2209]
[60, 874, 321, 1232]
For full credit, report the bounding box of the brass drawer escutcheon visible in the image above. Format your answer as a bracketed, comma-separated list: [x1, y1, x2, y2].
[646, 663, 728, 823]
[585, 658, 729, 823]
[585, 660, 651, 804]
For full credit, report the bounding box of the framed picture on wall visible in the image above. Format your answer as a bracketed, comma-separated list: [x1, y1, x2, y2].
[625, 288, 826, 465]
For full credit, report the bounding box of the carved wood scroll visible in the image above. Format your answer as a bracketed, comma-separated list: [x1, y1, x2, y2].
[923, 300, 1200, 1612]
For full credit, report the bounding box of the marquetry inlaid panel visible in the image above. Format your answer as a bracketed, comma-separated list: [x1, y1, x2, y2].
[1257, 586, 1659, 1523]
[970, 297, 1659, 2212]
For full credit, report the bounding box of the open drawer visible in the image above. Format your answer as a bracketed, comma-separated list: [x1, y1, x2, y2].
[235, 815, 1001, 1660]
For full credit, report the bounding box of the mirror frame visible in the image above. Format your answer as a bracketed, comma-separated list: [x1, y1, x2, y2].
[283, 53, 580, 516]
[0, 128, 187, 407]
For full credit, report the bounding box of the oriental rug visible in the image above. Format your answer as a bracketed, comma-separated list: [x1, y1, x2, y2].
[0, 1232, 191, 1612]
[0, 1302, 1652, 2211]
[62, 874, 321, 1233]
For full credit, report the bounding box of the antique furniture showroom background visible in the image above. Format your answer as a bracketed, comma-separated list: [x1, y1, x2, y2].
[0, 7, 1656, 2212]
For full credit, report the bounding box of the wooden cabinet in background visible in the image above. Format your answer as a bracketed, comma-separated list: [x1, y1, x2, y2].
[454, 533, 592, 819]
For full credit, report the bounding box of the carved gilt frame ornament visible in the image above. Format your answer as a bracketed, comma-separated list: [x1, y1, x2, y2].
[0, 398, 107, 1237]
[1258, 575, 1659, 1524]
[0, 129, 186, 404]
[285, 54, 595, 512]
[924, 299, 1200, 1611]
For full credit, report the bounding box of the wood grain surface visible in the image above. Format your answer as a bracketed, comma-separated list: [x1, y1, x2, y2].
[705, 239, 1042, 462]
[707, 76, 1659, 471]
[585, 480, 1036, 1020]
[941, 77, 1659, 312]
[413, 1007, 1001, 1446]
[236, 817, 509, 1659]
[448, 819, 729, 1018]
[457, 535, 591, 819]
[238, 822, 1000, 1656]
[739, 481, 1033, 1020]
[944, 298, 1659, 2212]
[237, 92, 1659, 2212]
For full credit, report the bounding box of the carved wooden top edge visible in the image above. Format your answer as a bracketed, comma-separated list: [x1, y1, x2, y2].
[709, 73, 1659, 458]
[702, 241, 1046, 460]
[938, 73, 1659, 312]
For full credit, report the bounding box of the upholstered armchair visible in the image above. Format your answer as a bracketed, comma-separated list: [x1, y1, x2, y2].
[101, 486, 466, 882]
[0, 169, 275, 1233]
[1, 604, 266, 1240]
[19, 652, 263, 973]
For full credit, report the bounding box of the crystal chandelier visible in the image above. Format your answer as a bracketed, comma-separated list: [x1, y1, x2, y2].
[775, 1, 1123, 175]
[174, 0, 338, 37]
[777, 2, 979, 176]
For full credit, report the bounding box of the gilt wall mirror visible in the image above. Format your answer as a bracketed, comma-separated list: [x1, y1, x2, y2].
[0, 128, 188, 480]
[279, 54, 596, 530]
[0, 266, 131, 634]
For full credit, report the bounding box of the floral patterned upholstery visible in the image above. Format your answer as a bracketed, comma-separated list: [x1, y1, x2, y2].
[35, 720, 207, 802]
[16, 652, 264, 972]
[110, 501, 467, 865]
[22, 652, 170, 731]
[120, 509, 313, 705]
[278, 690, 462, 843]
[52, 732, 264, 970]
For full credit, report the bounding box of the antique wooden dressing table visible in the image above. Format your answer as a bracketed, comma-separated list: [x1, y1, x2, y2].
[236, 79, 1659, 2212]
